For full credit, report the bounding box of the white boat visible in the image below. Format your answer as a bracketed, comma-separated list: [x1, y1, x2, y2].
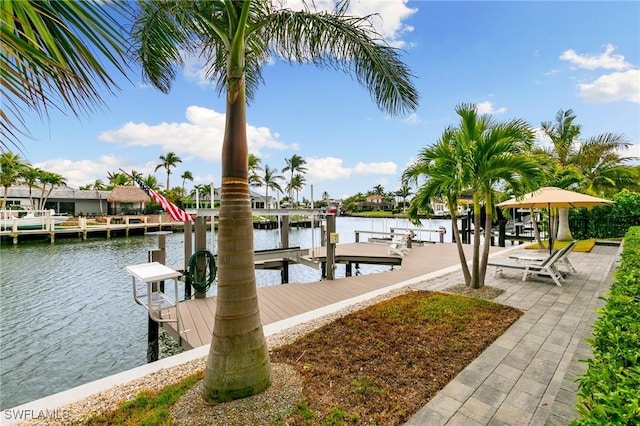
[0, 209, 68, 231]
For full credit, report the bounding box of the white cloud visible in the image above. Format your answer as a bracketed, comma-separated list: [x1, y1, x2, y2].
[475, 101, 507, 115]
[577, 69, 640, 103]
[99, 106, 296, 161]
[305, 157, 397, 182]
[284, 0, 417, 48]
[306, 157, 352, 181]
[560, 44, 632, 71]
[33, 155, 157, 189]
[403, 113, 423, 124]
[353, 161, 396, 175]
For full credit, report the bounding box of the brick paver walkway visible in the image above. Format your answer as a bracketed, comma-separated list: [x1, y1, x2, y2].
[405, 244, 619, 426]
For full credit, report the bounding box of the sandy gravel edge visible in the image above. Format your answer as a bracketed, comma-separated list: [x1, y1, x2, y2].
[15, 280, 505, 425]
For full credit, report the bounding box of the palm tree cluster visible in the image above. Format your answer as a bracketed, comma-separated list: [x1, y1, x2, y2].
[249, 154, 309, 208]
[403, 104, 638, 290]
[0, 152, 67, 209]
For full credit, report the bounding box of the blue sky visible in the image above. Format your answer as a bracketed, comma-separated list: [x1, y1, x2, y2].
[17, 0, 640, 200]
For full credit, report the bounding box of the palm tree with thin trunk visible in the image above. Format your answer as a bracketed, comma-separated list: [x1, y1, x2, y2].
[396, 181, 412, 211]
[255, 165, 284, 209]
[132, 0, 418, 402]
[286, 174, 306, 206]
[0, 152, 26, 208]
[181, 171, 194, 197]
[155, 152, 182, 193]
[2, 1, 130, 151]
[282, 155, 307, 199]
[20, 165, 42, 209]
[38, 171, 67, 210]
[404, 103, 542, 289]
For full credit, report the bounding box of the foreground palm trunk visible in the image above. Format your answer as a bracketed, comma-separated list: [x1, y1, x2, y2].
[204, 19, 270, 399]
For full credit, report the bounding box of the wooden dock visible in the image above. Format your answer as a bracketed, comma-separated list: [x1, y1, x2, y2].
[161, 242, 506, 349]
[0, 220, 184, 244]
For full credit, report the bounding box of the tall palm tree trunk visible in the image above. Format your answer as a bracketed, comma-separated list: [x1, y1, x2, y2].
[470, 197, 482, 288]
[449, 213, 471, 285]
[204, 38, 270, 401]
[479, 211, 493, 287]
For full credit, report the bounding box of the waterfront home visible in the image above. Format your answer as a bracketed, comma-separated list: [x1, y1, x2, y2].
[1, 185, 109, 216]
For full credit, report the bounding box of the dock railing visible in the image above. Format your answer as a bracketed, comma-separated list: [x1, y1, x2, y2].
[355, 226, 445, 246]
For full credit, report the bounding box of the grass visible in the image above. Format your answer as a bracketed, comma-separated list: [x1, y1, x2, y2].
[525, 238, 596, 252]
[84, 371, 203, 425]
[81, 291, 522, 425]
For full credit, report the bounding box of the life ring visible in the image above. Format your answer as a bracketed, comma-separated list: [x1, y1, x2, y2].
[187, 249, 216, 293]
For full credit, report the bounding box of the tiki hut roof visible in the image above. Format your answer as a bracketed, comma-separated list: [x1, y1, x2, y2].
[107, 186, 150, 203]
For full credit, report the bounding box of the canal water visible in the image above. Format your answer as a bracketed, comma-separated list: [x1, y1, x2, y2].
[0, 217, 452, 409]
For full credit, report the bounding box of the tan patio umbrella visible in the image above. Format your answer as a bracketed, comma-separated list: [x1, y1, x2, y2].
[496, 187, 613, 252]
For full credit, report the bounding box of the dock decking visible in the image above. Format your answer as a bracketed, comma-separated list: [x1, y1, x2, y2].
[161, 242, 506, 349]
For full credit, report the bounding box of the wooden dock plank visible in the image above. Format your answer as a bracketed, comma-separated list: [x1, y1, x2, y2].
[161, 242, 503, 350]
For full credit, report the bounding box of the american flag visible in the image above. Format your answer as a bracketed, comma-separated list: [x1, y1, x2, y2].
[131, 174, 192, 222]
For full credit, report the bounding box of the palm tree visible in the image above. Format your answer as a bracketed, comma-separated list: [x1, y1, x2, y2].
[38, 171, 67, 210]
[0, 152, 26, 208]
[396, 182, 412, 211]
[255, 165, 285, 209]
[106, 171, 130, 189]
[248, 154, 263, 187]
[540, 109, 634, 240]
[20, 165, 43, 209]
[286, 174, 306, 206]
[322, 191, 330, 201]
[155, 152, 182, 192]
[89, 179, 107, 215]
[404, 104, 542, 289]
[282, 154, 307, 199]
[2, 1, 129, 151]
[181, 171, 194, 197]
[372, 184, 385, 196]
[132, 0, 418, 402]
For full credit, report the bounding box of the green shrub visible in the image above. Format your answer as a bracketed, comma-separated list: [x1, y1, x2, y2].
[572, 226, 640, 425]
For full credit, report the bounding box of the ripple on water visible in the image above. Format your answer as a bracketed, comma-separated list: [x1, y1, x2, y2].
[0, 217, 451, 409]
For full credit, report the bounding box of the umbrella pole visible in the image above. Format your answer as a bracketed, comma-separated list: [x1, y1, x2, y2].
[548, 203, 553, 254]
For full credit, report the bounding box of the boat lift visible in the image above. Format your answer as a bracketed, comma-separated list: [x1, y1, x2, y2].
[126, 262, 183, 345]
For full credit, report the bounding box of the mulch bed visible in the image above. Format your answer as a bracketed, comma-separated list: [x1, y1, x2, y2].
[270, 290, 522, 425]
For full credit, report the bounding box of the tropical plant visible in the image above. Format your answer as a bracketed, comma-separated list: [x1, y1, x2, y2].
[539, 109, 635, 240]
[1, 0, 130, 151]
[248, 154, 263, 187]
[19, 165, 42, 208]
[372, 184, 385, 196]
[106, 171, 130, 189]
[180, 171, 194, 196]
[322, 191, 329, 201]
[255, 165, 285, 209]
[131, 0, 417, 402]
[404, 103, 542, 289]
[286, 174, 306, 206]
[0, 152, 26, 207]
[155, 152, 182, 192]
[38, 171, 66, 210]
[396, 181, 412, 211]
[282, 154, 307, 199]
[142, 174, 162, 191]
